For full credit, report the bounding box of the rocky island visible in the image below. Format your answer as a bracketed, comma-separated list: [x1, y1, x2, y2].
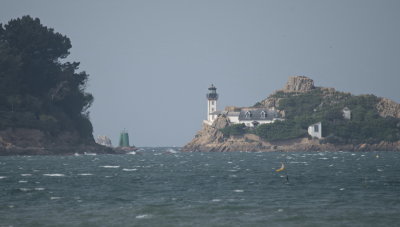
[0, 16, 114, 155]
[183, 76, 400, 152]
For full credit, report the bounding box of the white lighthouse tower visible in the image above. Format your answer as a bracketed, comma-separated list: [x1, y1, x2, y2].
[206, 84, 219, 124]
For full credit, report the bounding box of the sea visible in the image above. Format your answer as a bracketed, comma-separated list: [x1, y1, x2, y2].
[0, 148, 399, 227]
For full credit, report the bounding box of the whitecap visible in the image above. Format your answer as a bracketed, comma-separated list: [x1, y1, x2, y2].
[43, 174, 65, 177]
[0, 176, 7, 179]
[377, 168, 384, 172]
[122, 168, 137, 172]
[35, 187, 45, 191]
[50, 197, 61, 200]
[339, 188, 345, 191]
[77, 173, 93, 176]
[127, 151, 136, 155]
[277, 209, 284, 212]
[19, 188, 30, 192]
[21, 174, 32, 177]
[211, 199, 221, 202]
[18, 180, 28, 183]
[84, 152, 97, 156]
[234, 189, 244, 193]
[136, 214, 151, 219]
[100, 166, 120, 168]
[165, 148, 178, 154]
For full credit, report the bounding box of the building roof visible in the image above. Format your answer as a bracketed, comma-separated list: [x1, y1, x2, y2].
[238, 109, 278, 121]
[210, 111, 241, 116]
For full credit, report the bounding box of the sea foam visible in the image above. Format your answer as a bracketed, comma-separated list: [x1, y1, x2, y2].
[100, 166, 120, 168]
[43, 174, 65, 177]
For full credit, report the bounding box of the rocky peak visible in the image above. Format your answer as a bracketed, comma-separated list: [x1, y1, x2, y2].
[283, 76, 315, 93]
[376, 98, 400, 119]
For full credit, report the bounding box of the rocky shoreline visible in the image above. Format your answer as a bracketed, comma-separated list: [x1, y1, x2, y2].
[182, 116, 400, 152]
[0, 128, 116, 156]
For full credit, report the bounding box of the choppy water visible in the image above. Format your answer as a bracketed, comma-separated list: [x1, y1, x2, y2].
[1, 148, 400, 226]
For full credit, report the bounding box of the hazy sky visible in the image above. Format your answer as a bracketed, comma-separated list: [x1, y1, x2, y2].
[1, 0, 399, 146]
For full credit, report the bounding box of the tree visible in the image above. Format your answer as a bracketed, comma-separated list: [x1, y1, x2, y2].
[0, 16, 94, 139]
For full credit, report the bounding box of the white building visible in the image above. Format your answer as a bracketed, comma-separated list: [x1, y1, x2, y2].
[204, 85, 283, 127]
[342, 107, 351, 120]
[308, 122, 322, 139]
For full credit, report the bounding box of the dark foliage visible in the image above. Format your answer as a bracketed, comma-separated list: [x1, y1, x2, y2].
[0, 16, 94, 139]
[255, 120, 306, 141]
[220, 124, 248, 137]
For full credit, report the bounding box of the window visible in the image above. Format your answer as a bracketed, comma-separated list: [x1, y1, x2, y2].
[314, 125, 319, 132]
[245, 111, 252, 119]
[260, 111, 266, 119]
[211, 101, 215, 105]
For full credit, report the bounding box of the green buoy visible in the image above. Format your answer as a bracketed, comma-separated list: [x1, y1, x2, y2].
[119, 130, 130, 147]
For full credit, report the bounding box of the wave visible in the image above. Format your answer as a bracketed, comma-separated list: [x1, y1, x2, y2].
[136, 214, 152, 219]
[19, 188, 30, 192]
[122, 168, 137, 172]
[43, 174, 65, 177]
[100, 165, 120, 168]
[77, 173, 93, 176]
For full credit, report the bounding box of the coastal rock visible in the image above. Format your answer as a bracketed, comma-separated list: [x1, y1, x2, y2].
[96, 136, 112, 147]
[0, 128, 114, 155]
[283, 76, 315, 93]
[376, 98, 400, 118]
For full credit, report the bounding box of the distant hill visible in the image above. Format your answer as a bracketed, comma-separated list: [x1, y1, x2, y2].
[183, 76, 400, 152]
[0, 16, 113, 155]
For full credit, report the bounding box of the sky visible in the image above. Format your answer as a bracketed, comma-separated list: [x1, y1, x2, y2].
[1, 0, 399, 147]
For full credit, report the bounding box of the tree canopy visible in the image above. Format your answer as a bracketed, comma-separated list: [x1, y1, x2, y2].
[0, 16, 94, 140]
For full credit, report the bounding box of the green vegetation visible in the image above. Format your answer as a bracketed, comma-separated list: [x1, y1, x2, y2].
[255, 120, 306, 141]
[221, 89, 400, 144]
[220, 124, 248, 137]
[0, 16, 94, 140]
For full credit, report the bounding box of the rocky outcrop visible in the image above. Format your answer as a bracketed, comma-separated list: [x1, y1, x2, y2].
[283, 76, 315, 93]
[183, 75, 400, 152]
[376, 98, 400, 119]
[96, 135, 112, 147]
[0, 128, 114, 155]
[182, 117, 400, 152]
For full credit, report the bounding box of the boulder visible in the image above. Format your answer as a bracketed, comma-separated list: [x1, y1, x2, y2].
[283, 76, 315, 92]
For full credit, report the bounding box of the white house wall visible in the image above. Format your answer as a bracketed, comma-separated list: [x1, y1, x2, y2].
[308, 122, 322, 139]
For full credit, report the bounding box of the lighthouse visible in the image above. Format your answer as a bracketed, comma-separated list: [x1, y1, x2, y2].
[206, 84, 219, 123]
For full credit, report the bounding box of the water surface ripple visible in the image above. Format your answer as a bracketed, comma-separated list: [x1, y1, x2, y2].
[0, 149, 399, 226]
